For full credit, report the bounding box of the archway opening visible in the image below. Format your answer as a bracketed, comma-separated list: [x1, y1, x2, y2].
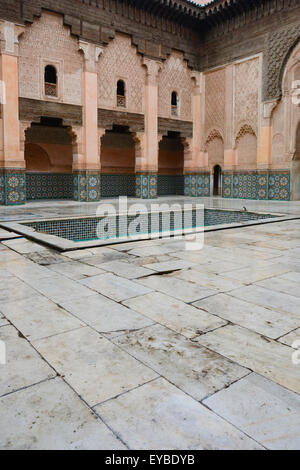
[213, 165, 222, 196]
[100, 125, 136, 197]
[158, 132, 184, 196]
[25, 118, 73, 200]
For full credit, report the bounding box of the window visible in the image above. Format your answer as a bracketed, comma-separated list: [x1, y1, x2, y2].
[44, 65, 57, 97]
[117, 80, 126, 108]
[171, 91, 178, 116]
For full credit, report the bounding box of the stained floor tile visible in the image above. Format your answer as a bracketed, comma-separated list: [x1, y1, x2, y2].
[0, 378, 126, 450]
[0, 326, 55, 397]
[193, 293, 300, 339]
[80, 273, 152, 302]
[113, 324, 249, 401]
[197, 325, 300, 394]
[95, 378, 262, 450]
[123, 292, 226, 338]
[33, 327, 158, 406]
[59, 293, 154, 337]
[204, 373, 300, 450]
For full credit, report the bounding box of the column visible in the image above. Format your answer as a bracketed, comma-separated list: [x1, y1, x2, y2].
[257, 100, 277, 167]
[74, 41, 103, 202]
[0, 22, 25, 205]
[136, 58, 161, 199]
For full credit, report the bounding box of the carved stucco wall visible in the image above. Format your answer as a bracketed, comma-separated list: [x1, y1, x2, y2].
[97, 34, 145, 114]
[263, 22, 300, 101]
[204, 68, 225, 142]
[234, 57, 259, 139]
[18, 11, 83, 105]
[158, 51, 193, 121]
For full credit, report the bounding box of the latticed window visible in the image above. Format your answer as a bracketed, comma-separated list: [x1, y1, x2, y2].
[117, 80, 126, 108]
[44, 65, 57, 97]
[171, 91, 179, 117]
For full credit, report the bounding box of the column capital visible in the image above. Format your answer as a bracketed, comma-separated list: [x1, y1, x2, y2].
[79, 40, 103, 73]
[191, 71, 203, 92]
[143, 57, 162, 85]
[0, 21, 24, 56]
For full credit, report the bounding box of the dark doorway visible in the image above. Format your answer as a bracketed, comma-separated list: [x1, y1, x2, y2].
[213, 165, 222, 196]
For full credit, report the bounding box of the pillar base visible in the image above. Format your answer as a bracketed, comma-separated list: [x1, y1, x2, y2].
[0, 169, 26, 205]
[136, 174, 157, 199]
[73, 171, 101, 202]
[184, 173, 210, 197]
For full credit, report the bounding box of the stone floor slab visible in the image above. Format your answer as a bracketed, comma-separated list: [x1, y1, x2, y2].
[193, 293, 300, 339]
[2, 239, 48, 254]
[95, 378, 262, 450]
[0, 295, 83, 341]
[98, 260, 154, 279]
[197, 325, 300, 394]
[59, 293, 154, 338]
[0, 378, 125, 450]
[223, 264, 291, 284]
[256, 276, 300, 299]
[230, 285, 300, 316]
[278, 329, 300, 348]
[33, 327, 158, 406]
[137, 275, 217, 303]
[175, 269, 245, 292]
[80, 273, 152, 302]
[143, 259, 195, 273]
[113, 324, 249, 401]
[27, 273, 94, 303]
[47, 261, 105, 280]
[203, 373, 300, 450]
[123, 292, 226, 338]
[0, 325, 55, 397]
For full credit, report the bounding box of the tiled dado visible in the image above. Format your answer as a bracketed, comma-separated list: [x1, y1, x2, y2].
[184, 174, 210, 197]
[0, 170, 26, 205]
[136, 174, 157, 199]
[101, 174, 136, 198]
[73, 172, 101, 202]
[157, 175, 184, 196]
[26, 173, 73, 201]
[222, 171, 290, 201]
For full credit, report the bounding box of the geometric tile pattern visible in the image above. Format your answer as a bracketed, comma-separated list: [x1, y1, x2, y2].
[26, 174, 73, 201]
[157, 175, 184, 196]
[0, 170, 26, 205]
[223, 171, 290, 201]
[136, 174, 158, 199]
[184, 173, 210, 197]
[73, 172, 101, 202]
[101, 174, 136, 198]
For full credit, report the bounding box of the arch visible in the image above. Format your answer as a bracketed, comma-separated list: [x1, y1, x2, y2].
[235, 125, 257, 169]
[205, 130, 224, 170]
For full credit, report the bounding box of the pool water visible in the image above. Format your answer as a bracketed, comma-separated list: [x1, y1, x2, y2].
[24, 209, 278, 243]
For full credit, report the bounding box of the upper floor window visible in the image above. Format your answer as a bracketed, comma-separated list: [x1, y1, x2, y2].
[171, 91, 178, 116]
[117, 80, 126, 108]
[44, 65, 57, 98]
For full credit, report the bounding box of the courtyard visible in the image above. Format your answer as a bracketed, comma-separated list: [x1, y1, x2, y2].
[0, 196, 299, 450]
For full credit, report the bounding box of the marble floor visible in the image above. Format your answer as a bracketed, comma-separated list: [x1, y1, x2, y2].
[0, 197, 300, 449]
